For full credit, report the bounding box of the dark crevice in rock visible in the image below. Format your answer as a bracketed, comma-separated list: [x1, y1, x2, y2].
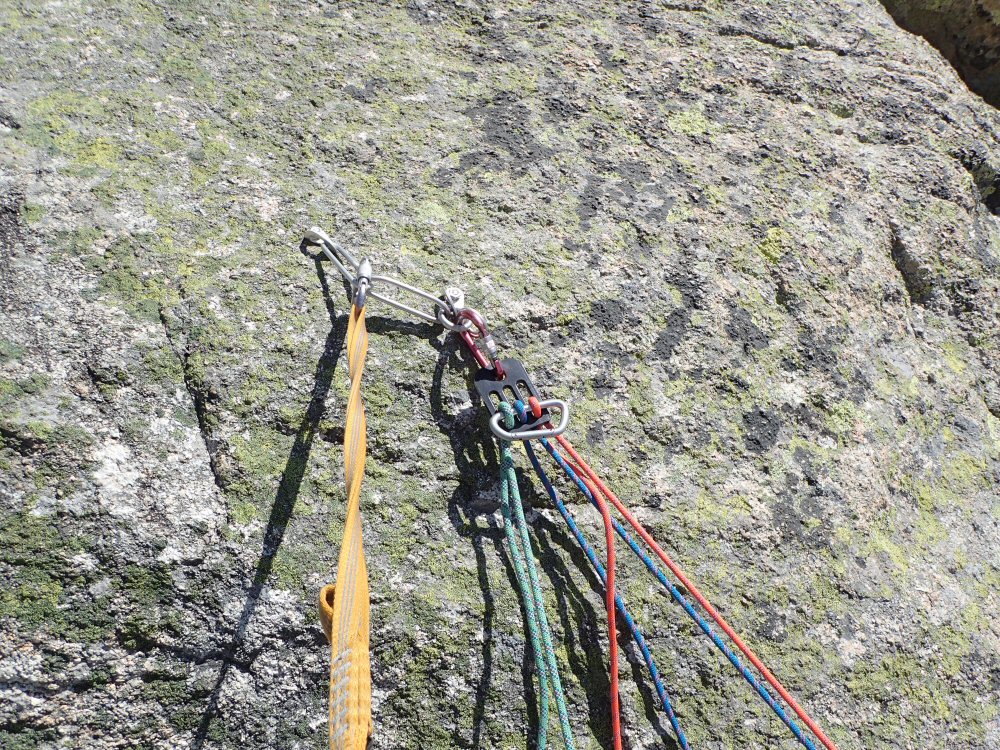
[0, 107, 19, 129]
[719, 24, 853, 56]
[0, 190, 25, 312]
[0, 423, 46, 455]
[880, 0, 1000, 107]
[720, 25, 797, 51]
[889, 228, 934, 305]
[955, 145, 1000, 215]
[662, 2, 708, 10]
[157, 306, 226, 493]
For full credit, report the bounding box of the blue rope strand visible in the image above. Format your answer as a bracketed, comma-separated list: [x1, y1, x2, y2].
[537, 432, 820, 750]
[514, 404, 689, 749]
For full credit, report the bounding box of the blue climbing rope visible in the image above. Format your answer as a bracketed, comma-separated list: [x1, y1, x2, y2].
[515, 400, 690, 749]
[536, 431, 820, 750]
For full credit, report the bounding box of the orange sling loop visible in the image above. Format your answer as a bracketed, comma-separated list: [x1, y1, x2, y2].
[318, 302, 373, 750]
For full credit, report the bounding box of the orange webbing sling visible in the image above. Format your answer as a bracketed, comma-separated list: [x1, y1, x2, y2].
[318, 301, 373, 750]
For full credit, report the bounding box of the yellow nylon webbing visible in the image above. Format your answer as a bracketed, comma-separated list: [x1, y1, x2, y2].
[319, 302, 372, 750]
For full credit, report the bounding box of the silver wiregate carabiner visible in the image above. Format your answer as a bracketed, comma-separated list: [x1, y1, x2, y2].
[303, 226, 472, 331]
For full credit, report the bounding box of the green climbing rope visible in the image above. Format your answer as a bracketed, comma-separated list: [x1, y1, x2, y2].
[497, 401, 577, 750]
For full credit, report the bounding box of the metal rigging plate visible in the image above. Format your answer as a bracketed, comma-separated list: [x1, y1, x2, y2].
[474, 358, 552, 434]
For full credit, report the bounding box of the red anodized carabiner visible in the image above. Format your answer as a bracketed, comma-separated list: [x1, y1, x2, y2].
[453, 307, 505, 379]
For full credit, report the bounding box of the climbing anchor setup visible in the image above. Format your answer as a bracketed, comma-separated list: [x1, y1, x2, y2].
[303, 227, 841, 750]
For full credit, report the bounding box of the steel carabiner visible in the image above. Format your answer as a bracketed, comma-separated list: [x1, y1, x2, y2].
[304, 226, 472, 330]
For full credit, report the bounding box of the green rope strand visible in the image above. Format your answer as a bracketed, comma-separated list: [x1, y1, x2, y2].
[498, 448, 552, 749]
[498, 402, 577, 750]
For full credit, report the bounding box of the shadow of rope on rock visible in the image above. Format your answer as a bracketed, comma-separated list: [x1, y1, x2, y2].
[427, 337, 555, 749]
[191, 255, 347, 749]
[531, 511, 679, 750]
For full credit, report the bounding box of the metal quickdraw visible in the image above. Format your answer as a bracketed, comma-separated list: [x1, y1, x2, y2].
[302, 227, 841, 750]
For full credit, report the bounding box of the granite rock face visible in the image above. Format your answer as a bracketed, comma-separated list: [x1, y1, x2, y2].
[882, 0, 1000, 106]
[1, 1, 999, 749]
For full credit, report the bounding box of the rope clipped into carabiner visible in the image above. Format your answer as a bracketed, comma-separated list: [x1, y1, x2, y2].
[318, 301, 373, 750]
[516, 394, 838, 750]
[515, 400, 690, 750]
[302, 226, 840, 750]
[497, 402, 576, 750]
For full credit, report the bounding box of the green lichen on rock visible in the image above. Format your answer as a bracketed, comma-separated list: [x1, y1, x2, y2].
[1, 0, 999, 749]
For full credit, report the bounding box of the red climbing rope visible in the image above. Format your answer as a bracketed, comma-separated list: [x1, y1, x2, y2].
[529, 399, 623, 750]
[577, 467, 623, 750]
[552, 434, 842, 750]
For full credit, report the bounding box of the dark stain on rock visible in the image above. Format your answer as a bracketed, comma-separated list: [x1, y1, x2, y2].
[611, 160, 652, 201]
[755, 606, 788, 643]
[651, 266, 708, 361]
[774, 275, 799, 313]
[793, 326, 843, 373]
[595, 341, 633, 368]
[951, 413, 982, 443]
[617, 7, 673, 37]
[594, 43, 625, 71]
[543, 94, 586, 123]
[579, 158, 683, 227]
[589, 298, 626, 330]
[725, 304, 769, 352]
[776, 470, 833, 548]
[640, 190, 677, 224]
[653, 308, 691, 360]
[465, 92, 552, 167]
[547, 315, 586, 347]
[781, 402, 823, 432]
[343, 78, 387, 103]
[743, 407, 781, 453]
[590, 370, 618, 399]
[671, 266, 707, 309]
[577, 176, 605, 223]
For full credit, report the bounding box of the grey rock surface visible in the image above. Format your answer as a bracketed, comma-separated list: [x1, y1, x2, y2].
[1, 1, 999, 749]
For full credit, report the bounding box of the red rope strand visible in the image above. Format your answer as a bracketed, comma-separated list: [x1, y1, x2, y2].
[553, 434, 841, 750]
[530, 398, 622, 750]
